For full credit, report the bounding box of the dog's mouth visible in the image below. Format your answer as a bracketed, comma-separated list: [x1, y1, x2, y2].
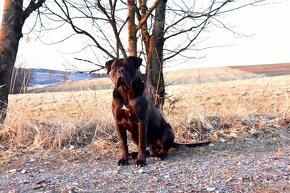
[117, 76, 129, 88]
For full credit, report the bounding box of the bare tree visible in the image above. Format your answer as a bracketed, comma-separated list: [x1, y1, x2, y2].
[42, 0, 264, 108]
[0, 0, 45, 125]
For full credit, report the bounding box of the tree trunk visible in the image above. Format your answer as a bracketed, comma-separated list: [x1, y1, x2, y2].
[128, 0, 137, 56]
[0, 0, 25, 125]
[146, 0, 166, 109]
[0, 0, 45, 126]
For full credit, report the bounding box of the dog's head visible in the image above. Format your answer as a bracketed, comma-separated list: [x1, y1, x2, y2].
[105, 56, 142, 88]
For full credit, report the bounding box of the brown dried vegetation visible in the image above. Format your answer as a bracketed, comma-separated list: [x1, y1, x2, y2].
[0, 68, 289, 153]
[0, 66, 289, 192]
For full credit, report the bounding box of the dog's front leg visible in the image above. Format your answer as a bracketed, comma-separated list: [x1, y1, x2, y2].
[136, 121, 147, 167]
[115, 123, 129, 166]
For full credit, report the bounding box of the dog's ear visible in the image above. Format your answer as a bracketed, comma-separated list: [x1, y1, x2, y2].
[105, 59, 115, 74]
[128, 56, 142, 69]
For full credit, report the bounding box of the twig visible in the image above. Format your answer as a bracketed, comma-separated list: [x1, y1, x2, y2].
[74, 58, 104, 69]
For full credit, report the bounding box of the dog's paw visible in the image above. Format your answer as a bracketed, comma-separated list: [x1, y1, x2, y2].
[135, 159, 146, 167]
[118, 158, 129, 166]
[128, 152, 138, 160]
[156, 153, 167, 161]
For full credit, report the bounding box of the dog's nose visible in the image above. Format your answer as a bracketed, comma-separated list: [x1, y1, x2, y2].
[117, 68, 124, 74]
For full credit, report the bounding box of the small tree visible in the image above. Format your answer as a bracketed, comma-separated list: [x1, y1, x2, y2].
[0, 0, 45, 125]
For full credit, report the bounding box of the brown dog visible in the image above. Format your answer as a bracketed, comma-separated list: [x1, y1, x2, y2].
[105, 56, 209, 167]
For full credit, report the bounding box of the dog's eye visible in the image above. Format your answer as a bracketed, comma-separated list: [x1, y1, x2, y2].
[112, 65, 118, 70]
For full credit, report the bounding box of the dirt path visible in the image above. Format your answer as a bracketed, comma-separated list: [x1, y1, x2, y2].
[1, 132, 289, 193]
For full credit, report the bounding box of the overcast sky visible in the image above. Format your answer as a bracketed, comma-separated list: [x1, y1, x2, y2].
[1, 0, 290, 71]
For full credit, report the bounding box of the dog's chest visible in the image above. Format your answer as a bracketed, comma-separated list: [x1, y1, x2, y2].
[116, 104, 138, 130]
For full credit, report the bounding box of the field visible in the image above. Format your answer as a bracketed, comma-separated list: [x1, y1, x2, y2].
[26, 63, 290, 93]
[0, 63, 289, 192]
[3, 63, 290, 147]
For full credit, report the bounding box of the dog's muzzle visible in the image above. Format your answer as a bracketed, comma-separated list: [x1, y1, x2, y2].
[117, 75, 132, 88]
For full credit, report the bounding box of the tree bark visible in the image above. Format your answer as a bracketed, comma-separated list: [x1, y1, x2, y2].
[0, 0, 25, 124]
[128, 0, 137, 56]
[146, 0, 166, 109]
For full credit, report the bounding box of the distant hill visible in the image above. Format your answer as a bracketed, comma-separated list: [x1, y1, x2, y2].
[164, 63, 290, 85]
[28, 68, 106, 85]
[26, 63, 290, 93]
[229, 63, 290, 77]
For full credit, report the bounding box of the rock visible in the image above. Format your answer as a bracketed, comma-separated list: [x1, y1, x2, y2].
[112, 169, 120, 175]
[220, 138, 227, 143]
[214, 102, 222, 106]
[29, 159, 35, 163]
[164, 175, 170, 179]
[9, 169, 17, 173]
[19, 180, 30, 184]
[72, 182, 79, 186]
[20, 169, 28, 174]
[33, 185, 43, 190]
[206, 187, 216, 192]
[273, 174, 280, 181]
[35, 179, 47, 185]
[242, 92, 249, 96]
[286, 165, 290, 172]
[226, 177, 233, 182]
[151, 176, 159, 183]
[138, 168, 146, 174]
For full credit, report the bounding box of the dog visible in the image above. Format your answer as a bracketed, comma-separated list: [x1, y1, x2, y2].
[105, 56, 209, 167]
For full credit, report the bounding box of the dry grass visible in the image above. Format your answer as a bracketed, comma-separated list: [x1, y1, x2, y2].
[0, 90, 117, 154]
[0, 74, 290, 158]
[164, 75, 290, 142]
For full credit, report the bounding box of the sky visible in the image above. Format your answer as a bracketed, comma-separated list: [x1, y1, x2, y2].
[0, 0, 290, 71]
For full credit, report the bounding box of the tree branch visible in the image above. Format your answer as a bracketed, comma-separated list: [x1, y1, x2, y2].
[97, 1, 127, 58]
[136, 0, 160, 30]
[23, 0, 46, 20]
[74, 57, 104, 69]
[51, 0, 115, 59]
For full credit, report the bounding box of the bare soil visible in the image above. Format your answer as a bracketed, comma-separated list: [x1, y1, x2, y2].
[0, 131, 289, 193]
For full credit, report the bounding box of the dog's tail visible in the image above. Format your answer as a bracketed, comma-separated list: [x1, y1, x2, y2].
[172, 141, 211, 148]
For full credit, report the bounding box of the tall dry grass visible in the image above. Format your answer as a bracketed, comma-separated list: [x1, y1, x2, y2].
[0, 90, 117, 154]
[164, 76, 290, 142]
[0, 75, 289, 158]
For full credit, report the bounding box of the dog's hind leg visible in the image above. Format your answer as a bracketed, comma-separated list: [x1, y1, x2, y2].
[157, 122, 175, 160]
[157, 138, 173, 160]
